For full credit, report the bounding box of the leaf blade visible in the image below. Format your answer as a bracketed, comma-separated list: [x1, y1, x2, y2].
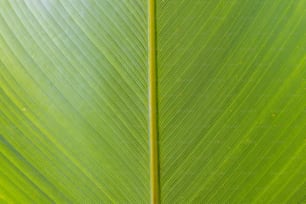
[157, 0, 306, 202]
[0, 0, 150, 202]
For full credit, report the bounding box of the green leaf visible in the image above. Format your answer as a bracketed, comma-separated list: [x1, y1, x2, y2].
[157, 0, 306, 203]
[0, 0, 149, 203]
[1, 0, 305, 203]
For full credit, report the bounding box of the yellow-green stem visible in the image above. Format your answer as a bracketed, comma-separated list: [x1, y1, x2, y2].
[148, 0, 159, 203]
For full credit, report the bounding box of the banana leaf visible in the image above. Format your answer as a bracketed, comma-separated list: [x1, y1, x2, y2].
[0, 1, 149, 202]
[0, 0, 305, 203]
[157, 0, 306, 203]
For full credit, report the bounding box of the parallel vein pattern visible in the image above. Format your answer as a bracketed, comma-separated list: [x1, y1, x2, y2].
[0, 0, 149, 203]
[157, 0, 306, 203]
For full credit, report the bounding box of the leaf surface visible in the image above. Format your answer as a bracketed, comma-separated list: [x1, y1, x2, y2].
[0, 0, 149, 202]
[0, 0, 305, 203]
[156, 0, 306, 203]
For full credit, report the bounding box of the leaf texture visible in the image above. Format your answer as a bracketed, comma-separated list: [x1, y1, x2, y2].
[157, 0, 306, 203]
[1, 0, 306, 203]
[0, 0, 149, 203]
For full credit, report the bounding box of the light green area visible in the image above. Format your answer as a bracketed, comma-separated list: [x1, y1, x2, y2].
[0, 0, 149, 203]
[157, 0, 306, 203]
[1, 0, 306, 203]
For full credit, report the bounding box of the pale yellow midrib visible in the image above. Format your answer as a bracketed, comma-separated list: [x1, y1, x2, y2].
[148, 0, 159, 203]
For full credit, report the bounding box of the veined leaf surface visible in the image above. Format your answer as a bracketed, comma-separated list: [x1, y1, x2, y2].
[0, 0, 149, 203]
[0, 0, 305, 203]
[157, 0, 306, 203]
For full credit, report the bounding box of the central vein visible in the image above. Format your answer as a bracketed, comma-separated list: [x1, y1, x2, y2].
[148, 0, 159, 203]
